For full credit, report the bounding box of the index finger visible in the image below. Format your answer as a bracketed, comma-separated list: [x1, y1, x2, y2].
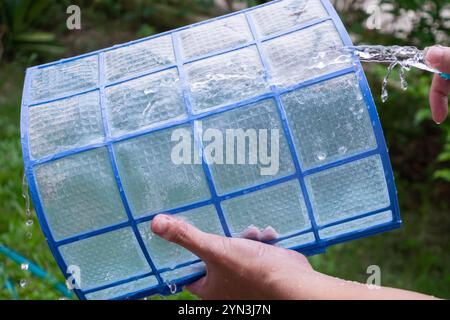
[150, 214, 227, 262]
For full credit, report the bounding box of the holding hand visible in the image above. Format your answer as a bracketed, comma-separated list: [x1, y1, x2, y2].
[151, 214, 436, 300]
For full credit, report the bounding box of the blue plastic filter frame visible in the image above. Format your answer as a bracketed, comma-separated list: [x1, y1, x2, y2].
[21, 0, 401, 300]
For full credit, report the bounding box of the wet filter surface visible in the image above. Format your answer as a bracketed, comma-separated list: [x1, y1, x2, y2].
[21, 0, 400, 299]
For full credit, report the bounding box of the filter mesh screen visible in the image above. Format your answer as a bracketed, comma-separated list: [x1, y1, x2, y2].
[21, 0, 400, 300]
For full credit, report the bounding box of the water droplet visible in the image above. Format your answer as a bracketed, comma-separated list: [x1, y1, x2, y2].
[338, 146, 348, 155]
[25, 219, 33, 227]
[26, 231, 33, 239]
[167, 282, 177, 294]
[314, 61, 326, 69]
[19, 279, 28, 288]
[21, 263, 29, 271]
[316, 152, 327, 161]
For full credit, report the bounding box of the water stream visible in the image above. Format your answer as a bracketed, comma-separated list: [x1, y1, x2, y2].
[20, 174, 33, 289]
[308, 45, 439, 103]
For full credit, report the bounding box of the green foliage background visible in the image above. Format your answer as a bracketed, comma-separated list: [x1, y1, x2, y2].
[0, 0, 448, 299]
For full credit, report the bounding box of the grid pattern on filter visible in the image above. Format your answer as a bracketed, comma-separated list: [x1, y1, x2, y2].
[21, 0, 400, 300]
[99, 52, 165, 287]
[171, 31, 233, 238]
[244, 11, 322, 243]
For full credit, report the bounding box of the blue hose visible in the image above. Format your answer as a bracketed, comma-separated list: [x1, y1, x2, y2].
[1, 262, 19, 299]
[0, 244, 73, 298]
[4, 278, 19, 300]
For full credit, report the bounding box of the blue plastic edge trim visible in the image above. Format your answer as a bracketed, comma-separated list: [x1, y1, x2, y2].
[20, 0, 401, 300]
[20, 70, 88, 300]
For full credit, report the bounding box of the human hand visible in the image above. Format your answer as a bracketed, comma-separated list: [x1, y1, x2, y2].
[425, 46, 450, 124]
[151, 214, 437, 300]
[151, 214, 314, 299]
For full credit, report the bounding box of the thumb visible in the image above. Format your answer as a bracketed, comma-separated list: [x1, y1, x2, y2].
[151, 214, 219, 261]
[425, 46, 450, 74]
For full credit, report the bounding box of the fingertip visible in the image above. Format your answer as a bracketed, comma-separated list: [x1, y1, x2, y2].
[432, 109, 448, 125]
[240, 225, 261, 240]
[260, 226, 279, 242]
[151, 214, 171, 236]
[425, 46, 443, 66]
[426, 46, 450, 74]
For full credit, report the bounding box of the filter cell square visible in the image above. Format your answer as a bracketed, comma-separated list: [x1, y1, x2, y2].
[281, 73, 377, 170]
[305, 155, 390, 226]
[179, 14, 253, 60]
[202, 99, 295, 195]
[29, 55, 98, 103]
[28, 90, 104, 159]
[114, 125, 211, 217]
[35, 148, 128, 241]
[222, 180, 311, 237]
[59, 227, 151, 290]
[250, 0, 328, 37]
[104, 35, 175, 83]
[186, 46, 269, 113]
[105, 68, 187, 137]
[262, 20, 350, 87]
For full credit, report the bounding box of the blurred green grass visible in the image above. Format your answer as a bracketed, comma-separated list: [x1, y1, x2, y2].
[0, 0, 449, 300]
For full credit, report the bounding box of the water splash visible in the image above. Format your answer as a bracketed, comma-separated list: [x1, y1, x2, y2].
[381, 62, 397, 103]
[307, 45, 439, 102]
[349, 45, 439, 103]
[351, 45, 437, 73]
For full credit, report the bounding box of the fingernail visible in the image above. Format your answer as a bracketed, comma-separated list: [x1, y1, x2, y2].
[425, 46, 445, 67]
[152, 214, 171, 234]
